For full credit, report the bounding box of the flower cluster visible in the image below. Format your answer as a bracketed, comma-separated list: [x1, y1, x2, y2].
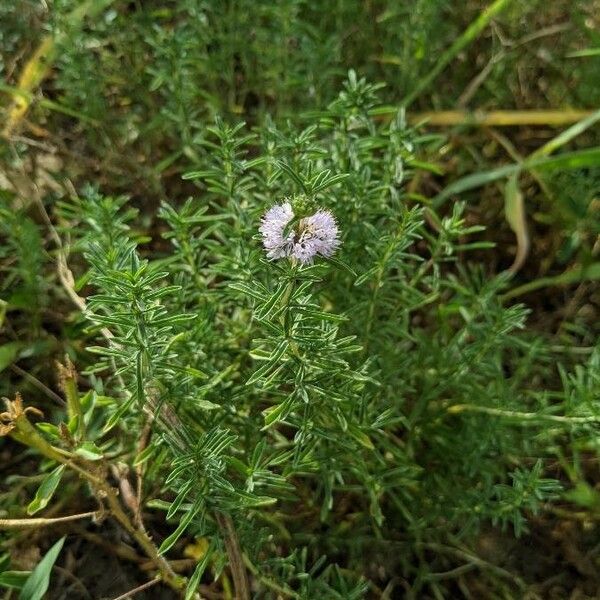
[259, 202, 340, 264]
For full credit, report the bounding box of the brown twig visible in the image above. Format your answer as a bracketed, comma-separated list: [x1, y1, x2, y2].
[215, 512, 250, 600]
[10, 364, 65, 406]
[109, 577, 161, 600]
[53, 565, 93, 600]
[0, 511, 99, 529]
[70, 528, 223, 599]
[70, 526, 143, 564]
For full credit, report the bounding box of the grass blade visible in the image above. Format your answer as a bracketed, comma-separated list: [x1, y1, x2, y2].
[401, 0, 514, 107]
[434, 147, 600, 206]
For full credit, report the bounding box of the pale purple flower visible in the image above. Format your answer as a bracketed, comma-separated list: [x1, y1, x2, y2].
[259, 202, 295, 259]
[259, 203, 340, 264]
[292, 210, 340, 263]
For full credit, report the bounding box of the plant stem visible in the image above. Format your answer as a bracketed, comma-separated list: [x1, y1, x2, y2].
[109, 577, 161, 600]
[0, 511, 99, 529]
[215, 512, 249, 600]
[57, 357, 85, 438]
[404, 109, 596, 127]
[9, 419, 185, 593]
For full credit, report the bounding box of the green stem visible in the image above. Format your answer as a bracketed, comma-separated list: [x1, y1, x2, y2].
[448, 404, 600, 424]
[58, 358, 85, 438]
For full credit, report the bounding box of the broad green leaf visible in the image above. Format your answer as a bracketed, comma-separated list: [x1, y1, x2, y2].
[67, 415, 80, 436]
[35, 422, 60, 440]
[79, 390, 95, 415]
[0, 342, 23, 373]
[19, 536, 65, 600]
[27, 465, 66, 515]
[74, 441, 103, 461]
[0, 571, 30, 590]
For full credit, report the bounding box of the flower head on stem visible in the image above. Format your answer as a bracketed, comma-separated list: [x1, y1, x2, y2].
[259, 202, 340, 264]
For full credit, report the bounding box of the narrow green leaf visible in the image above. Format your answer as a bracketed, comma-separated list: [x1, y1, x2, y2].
[194, 399, 220, 410]
[246, 341, 288, 386]
[531, 108, 600, 158]
[275, 161, 307, 193]
[310, 173, 349, 194]
[133, 443, 158, 467]
[185, 541, 214, 600]
[566, 48, 600, 58]
[103, 396, 135, 432]
[261, 399, 294, 430]
[229, 281, 267, 302]
[159, 504, 202, 555]
[402, 0, 514, 106]
[0, 299, 7, 328]
[256, 281, 288, 321]
[434, 147, 600, 206]
[19, 536, 65, 600]
[354, 266, 378, 286]
[347, 424, 375, 450]
[27, 465, 66, 515]
[167, 479, 194, 519]
[503, 262, 600, 300]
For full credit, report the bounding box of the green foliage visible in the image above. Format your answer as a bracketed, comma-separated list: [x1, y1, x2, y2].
[0, 195, 46, 330]
[45, 74, 594, 595]
[491, 461, 562, 536]
[1, 1, 600, 598]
